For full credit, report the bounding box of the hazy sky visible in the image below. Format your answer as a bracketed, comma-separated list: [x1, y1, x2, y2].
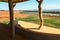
[0, 0, 60, 10]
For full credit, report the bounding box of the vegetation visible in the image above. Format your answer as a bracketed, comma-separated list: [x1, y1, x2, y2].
[0, 19, 9, 24]
[21, 10, 60, 14]
[43, 11, 60, 14]
[15, 16, 60, 29]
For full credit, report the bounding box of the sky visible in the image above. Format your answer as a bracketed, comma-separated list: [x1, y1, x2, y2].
[0, 0, 60, 10]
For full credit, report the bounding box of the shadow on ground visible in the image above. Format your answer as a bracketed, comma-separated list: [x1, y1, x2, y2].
[0, 23, 60, 40]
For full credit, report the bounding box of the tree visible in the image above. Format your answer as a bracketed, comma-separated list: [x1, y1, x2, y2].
[36, 0, 43, 29]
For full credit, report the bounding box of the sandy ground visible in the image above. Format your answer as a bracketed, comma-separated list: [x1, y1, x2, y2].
[18, 21, 60, 34]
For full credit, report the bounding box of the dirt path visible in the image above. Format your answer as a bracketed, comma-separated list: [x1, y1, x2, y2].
[18, 21, 60, 34]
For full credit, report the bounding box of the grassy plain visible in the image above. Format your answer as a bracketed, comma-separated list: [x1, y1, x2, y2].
[16, 15, 60, 29]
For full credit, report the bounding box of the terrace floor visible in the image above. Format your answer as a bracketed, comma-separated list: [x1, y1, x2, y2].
[0, 21, 60, 40]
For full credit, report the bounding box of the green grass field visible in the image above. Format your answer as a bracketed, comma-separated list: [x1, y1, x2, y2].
[15, 16, 60, 29]
[0, 14, 60, 29]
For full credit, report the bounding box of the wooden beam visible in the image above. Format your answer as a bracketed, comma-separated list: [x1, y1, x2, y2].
[8, 0, 15, 40]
